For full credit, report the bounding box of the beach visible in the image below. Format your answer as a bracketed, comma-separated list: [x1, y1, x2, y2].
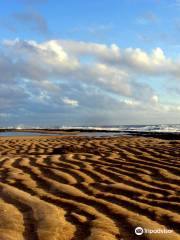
[0, 135, 179, 240]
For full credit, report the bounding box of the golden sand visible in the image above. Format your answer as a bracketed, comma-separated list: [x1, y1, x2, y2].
[0, 135, 179, 240]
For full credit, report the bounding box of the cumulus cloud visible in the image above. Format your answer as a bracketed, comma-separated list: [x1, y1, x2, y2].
[3, 39, 153, 101]
[62, 97, 79, 107]
[0, 38, 179, 126]
[58, 40, 121, 62]
[58, 40, 180, 76]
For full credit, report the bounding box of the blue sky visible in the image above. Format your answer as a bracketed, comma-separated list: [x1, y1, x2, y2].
[1, 0, 179, 50]
[0, 0, 180, 127]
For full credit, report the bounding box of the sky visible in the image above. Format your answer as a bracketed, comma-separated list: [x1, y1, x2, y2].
[0, 0, 180, 127]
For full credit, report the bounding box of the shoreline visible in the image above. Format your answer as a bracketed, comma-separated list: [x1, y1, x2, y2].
[0, 128, 180, 140]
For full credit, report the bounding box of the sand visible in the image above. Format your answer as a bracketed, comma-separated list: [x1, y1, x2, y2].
[0, 135, 179, 240]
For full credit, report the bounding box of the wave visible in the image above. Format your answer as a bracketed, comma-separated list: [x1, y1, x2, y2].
[61, 124, 180, 133]
[1, 124, 180, 134]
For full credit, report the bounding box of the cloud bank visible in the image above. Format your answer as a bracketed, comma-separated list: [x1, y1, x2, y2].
[0, 39, 180, 126]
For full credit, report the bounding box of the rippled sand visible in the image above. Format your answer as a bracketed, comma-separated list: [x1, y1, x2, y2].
[0, 136, 179, 240]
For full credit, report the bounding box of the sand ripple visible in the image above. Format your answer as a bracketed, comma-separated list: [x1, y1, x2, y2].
[0, 136, 179, 240]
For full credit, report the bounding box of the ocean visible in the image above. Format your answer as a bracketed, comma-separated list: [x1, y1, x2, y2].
[0, 124, 180, 137]
[61, 124, 180, 133]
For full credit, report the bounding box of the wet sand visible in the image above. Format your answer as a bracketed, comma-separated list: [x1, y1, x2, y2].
[0, 135, 179, 240]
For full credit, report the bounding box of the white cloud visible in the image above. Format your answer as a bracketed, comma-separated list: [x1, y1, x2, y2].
[55, 40, 180, 76]
[151, 95, 159, 104]
[2, 39, 155, 102]
[123, 99, 140, 107]
[62, 97, 79, 107]
[0, 38, 180, 125]
[58, 40, 121, 62]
